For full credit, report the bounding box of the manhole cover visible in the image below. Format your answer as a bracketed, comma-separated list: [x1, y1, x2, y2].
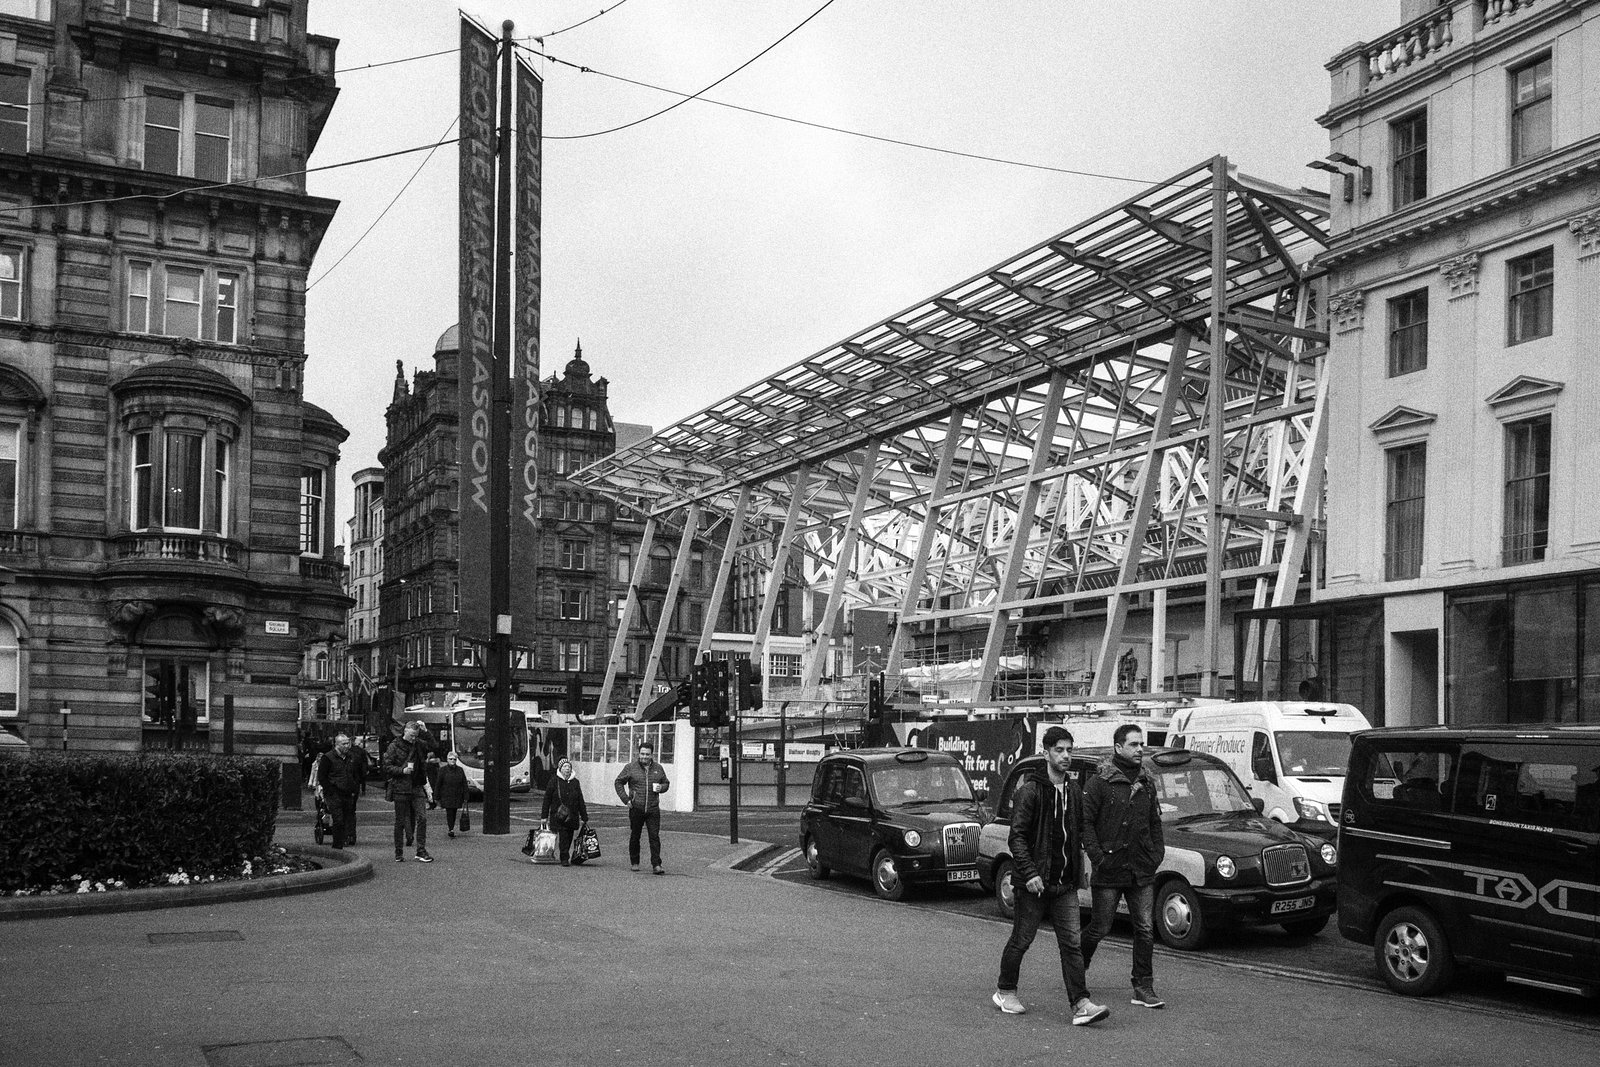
[202, 1036, 361, 1066]
[147, 930, 245, 944]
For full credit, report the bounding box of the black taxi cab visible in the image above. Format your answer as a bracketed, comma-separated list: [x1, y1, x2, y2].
[977, 747, 1340, 949]
[799, 748, 986, 901]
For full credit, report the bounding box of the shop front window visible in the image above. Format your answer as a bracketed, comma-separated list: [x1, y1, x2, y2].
[1447, 580, 1599, 725]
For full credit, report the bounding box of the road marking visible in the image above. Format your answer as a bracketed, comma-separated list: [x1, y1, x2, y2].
[755, 847, 800, 876]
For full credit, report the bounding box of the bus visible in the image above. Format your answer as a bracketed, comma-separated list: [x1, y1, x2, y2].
[400, 702, 532, 795]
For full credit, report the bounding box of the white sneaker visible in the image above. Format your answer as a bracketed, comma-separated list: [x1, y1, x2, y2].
[1072, 997, 1109, 1026]
[991, 990, 1026, 1014]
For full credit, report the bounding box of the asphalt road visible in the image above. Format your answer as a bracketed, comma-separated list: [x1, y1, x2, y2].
[281, 794, 1600, 1033]
[747, 843, 1600, 1034]
[5, 804, 1598, 1066]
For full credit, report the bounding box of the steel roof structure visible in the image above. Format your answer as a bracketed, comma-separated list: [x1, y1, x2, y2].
[574, 157, 1333, 715]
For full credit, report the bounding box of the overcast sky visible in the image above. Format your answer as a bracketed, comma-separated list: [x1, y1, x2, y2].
[302, 1, 1397, 539]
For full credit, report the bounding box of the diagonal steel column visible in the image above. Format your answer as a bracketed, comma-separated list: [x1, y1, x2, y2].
[979, 371, 1067, 694]
[699, 486, 752, 657]
[751, 465, 811, 661]
[885, 412, 966, 677]
[1204, 154, 1230, 697]
[595, 515, 657, 717]
[635, 503, 702, 718]
[1091, 328, 1192, 694]
[804, 441, 881, 687]
[1270, 353, 1329, 608]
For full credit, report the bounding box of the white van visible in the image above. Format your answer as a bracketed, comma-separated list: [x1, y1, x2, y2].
[1167, 701, 1371, 834]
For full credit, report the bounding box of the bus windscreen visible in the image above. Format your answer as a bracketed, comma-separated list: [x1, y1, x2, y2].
[451, 711, 528, 769]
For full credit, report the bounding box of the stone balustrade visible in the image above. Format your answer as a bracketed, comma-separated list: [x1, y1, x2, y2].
[1366, 3, 1457, 84]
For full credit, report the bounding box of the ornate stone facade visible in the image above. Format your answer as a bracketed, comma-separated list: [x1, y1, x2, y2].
[0, 4, 349, 759]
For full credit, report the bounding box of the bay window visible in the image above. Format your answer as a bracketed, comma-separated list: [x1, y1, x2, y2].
[301, 466, 325, 556]
[130, 424, 232, 534]
[0, 422, 18, 528]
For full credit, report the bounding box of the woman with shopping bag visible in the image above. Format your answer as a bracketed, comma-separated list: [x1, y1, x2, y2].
[539, 757, 589, 867]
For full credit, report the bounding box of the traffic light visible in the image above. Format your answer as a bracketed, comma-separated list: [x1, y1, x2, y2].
[708, 658, 731, 727]
[867, 672, 886, 722]
[688, 661, 711, 727]
[737, 659, 763, 711]
[143, 659, 174, 726]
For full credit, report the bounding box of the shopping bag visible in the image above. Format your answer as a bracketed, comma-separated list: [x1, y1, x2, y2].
[460, 806, 471, 833]
[579, 825, 602, 861]
[530, 826, 559, 864]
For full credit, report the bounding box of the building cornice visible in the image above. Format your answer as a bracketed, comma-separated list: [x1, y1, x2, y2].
[1315, 135, 1600, 270]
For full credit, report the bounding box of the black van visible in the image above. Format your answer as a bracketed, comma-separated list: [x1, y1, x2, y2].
[1338, 725, 1600, 997]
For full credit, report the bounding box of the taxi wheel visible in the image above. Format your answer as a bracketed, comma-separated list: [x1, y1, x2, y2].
[1281, 914, 1329, 938]
[871, 849, 908, 902]
[994, 859, 1016, 920]
[1375, 906, 1455, 996]
[803, 835, 831, 880]
[1155, 880, 1209, 951]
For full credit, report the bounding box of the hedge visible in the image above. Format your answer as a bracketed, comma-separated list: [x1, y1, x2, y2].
[0, 751, 281, 892]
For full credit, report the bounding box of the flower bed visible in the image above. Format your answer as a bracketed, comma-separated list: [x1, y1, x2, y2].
[1, 844, 320, 898]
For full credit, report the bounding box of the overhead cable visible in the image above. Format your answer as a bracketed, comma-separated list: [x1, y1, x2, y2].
[532, 48, 1153, 185]
[307, 116, 460, 293]
[41, 139, 460, 214]
[536, 0, 635, 41]
[537, 0, 840, 140]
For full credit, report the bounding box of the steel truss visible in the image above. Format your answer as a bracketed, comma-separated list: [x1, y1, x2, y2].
[576, 157, 1331, 710]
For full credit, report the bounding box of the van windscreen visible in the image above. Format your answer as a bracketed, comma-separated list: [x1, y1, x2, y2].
[1274, 731, 1353, 777]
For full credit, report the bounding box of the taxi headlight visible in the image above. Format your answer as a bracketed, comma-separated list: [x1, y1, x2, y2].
[1215, 855, 1237, 879]
[1320, 842, 1338, 866]
[903, 829, 922, 848]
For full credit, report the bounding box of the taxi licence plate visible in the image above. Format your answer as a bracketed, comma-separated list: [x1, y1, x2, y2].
[1269, 896, 1315, 915]
[947, 870, 979, 883]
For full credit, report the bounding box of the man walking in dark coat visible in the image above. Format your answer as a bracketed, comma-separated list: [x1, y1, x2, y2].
[993, 726, 1108, 1025]
[313, 733, 363, 850]
[383, 721, 435, 863]
[1082, 723, 1166, 1008]
[614, 741, 669, 874]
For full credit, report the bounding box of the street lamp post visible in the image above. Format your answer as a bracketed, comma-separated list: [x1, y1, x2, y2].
[59, 705, 69, 751]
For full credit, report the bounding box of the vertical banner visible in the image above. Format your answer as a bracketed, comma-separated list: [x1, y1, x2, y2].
[511, 58, 544, 646]
[457, 19, 497, 641]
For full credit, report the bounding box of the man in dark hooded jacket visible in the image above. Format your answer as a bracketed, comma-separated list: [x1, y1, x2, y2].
[992, 726, 1109, 1025]
[1082, 723, 1166, 1008]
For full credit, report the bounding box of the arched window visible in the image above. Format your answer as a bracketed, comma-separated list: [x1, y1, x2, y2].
[0, 617, 19, 715]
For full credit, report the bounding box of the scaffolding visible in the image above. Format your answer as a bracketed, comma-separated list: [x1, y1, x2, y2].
[574, 158, 1332, 710]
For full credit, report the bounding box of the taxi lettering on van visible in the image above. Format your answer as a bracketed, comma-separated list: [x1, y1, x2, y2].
[1380, 854, 1600, 923]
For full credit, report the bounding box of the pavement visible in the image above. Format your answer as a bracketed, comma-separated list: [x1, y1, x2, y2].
[3, 809, 1598, 1066]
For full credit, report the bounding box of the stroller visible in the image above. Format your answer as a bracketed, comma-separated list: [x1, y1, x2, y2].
[312, 792, 334, 845]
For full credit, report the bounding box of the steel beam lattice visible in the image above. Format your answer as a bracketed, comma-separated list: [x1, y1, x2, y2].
[575, 158, 1331, 700]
